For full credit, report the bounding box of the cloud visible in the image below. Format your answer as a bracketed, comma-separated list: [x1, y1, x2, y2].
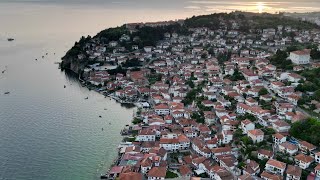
[184, 6, 201, 9]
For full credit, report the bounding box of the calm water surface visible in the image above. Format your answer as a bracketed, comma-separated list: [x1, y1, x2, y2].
[0, 1, 319, 180]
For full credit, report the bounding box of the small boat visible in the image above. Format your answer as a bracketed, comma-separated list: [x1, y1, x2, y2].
[99, 115, 102, 118]
[7, 38, 14, 41]
[104, 108, 107, 110]
[42, 56, 44, 58]
[2, 70, 5, 73]
[46, 53, 48, 55]
[85, 97, 88, 100]
[35, 59, 37, 61]
[4, 92, 10, 95]
[64, 85, 66, 88]
[102, 128, 104, 131]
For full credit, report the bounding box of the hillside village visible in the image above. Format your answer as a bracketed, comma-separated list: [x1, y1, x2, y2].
[62, 13, 320, 180]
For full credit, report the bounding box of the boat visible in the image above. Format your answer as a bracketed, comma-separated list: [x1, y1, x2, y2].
[99, 115, 102, 118]
[7, 38, 14, 41]
[4, 92, 10, 95]
[102, 128, 104, 131]
[85, 97, 88, 100]
[64, 85, 66, 88]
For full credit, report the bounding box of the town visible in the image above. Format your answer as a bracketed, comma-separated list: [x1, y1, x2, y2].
[62, 12, 320, 180]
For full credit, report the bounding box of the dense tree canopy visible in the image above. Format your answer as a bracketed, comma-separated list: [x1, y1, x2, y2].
[289, 118, 320, 146]
[259, 88, 269, 96]
[270, 50, 293, 70]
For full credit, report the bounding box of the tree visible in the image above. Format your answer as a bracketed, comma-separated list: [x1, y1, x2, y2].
[191, 111, 205, 124]
[311, 48, 320, 60]
[132, 118, 142, 124]
[241, 136, 253, 146]
[289, 118, 320, 146]
[229, 68, 245, 81]
[270, 50, 293, 70]
[314, 89, 320, 101]
[258, 88, 268, 96]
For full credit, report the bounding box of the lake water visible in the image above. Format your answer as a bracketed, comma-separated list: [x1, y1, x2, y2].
[0, 0, 319, 180]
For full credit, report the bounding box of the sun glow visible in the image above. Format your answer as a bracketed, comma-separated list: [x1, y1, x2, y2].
[257, 2, 265, 13]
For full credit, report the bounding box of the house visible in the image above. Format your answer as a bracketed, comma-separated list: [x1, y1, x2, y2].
[265, 159, 286, 175]
[154, 104, 170, 115]
[144, 46, 153, 53]
[159, 134, 190, 152]
[212, 165, 234, 180]
[140, 158, 153, 173]
[202, 100, 215, 107]
[164, 115, 173, 124]
[217, 154, 238, 172]
[179, 165, 193, 178]
[183, 127, 198, 138]
[192, 137, 211, 158]
[119, 172, 143, 180]
[238, 174, 254, 180]
[136, 129, 156, 141]
[315, 152, 320, 163]
[247, 129, 264, 143]
[272, 120, 291, 133]
[245, 97, 259, 106]
[298, 141, 316, 153]
[222, 130, 234, 144]
[279, 142, 298, 155]
[285, 165, 302, 180]
[294, 154, 314, 169]
[289, 49, 311, 65]
[243, 159, 260, 176]
[147, 167, 166, 180]
[237, 103, 250, 114]
[241, 119, 255, 134]
[273, 133, 286, 145]
[287, 73, 304, 83]
[204, 111, 216, 125]
[261, 171, 283, 180]
[315, 164, 320, 178]
[258, 149, 273, 160]
[211, 146, 232, 159]
[242, 70, 259, 81]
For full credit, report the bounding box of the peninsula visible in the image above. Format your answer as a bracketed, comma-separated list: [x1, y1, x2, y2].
[62, 12, 320, 180]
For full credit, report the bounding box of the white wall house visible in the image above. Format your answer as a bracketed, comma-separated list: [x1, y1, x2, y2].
[289, 49, 311, 65]
[315, 152, 320, 163]
[241, 120, 255, 134]
[265, 159, 286, 175]
[247, 129, 264, 143]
